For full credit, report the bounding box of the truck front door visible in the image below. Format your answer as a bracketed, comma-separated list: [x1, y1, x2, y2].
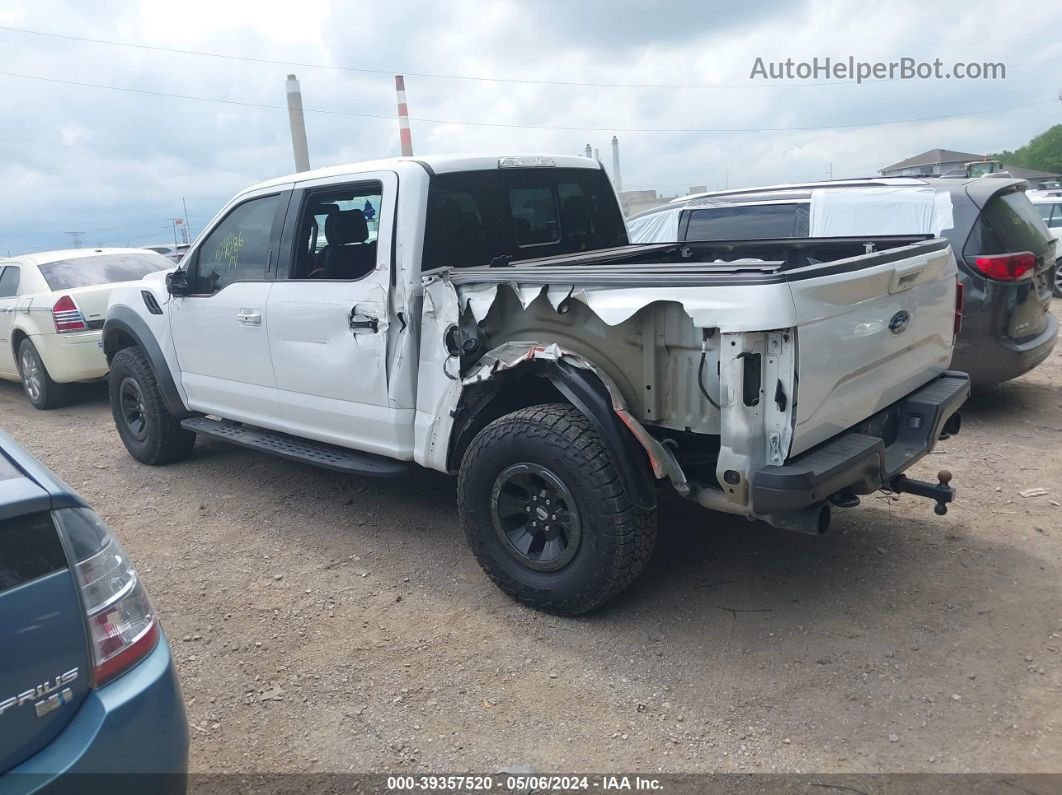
[168, 190, 287, 424]
[264, 171, 409, 459]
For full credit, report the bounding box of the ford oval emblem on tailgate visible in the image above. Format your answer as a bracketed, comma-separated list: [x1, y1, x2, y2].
[889, 310, 911, 335]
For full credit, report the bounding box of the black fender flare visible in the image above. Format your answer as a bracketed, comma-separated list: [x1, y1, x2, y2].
[103, 306, 192, 419]
[452, 358, 657, 511]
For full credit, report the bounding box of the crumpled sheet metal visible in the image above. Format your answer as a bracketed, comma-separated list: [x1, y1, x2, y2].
[462, 341, 568, 386]
[454, 280, 796, 331]
[460, 340, 688, 491]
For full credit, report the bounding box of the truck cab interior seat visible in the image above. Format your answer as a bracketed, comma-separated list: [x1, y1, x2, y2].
[319, 209, 376, 280]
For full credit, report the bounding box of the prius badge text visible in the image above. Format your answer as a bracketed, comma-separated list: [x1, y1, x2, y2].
[0, 669, 79, 720]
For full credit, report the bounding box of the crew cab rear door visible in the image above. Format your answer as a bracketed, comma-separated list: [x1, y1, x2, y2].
[264, 171, 409, 458]
[785, 239, 958, 455]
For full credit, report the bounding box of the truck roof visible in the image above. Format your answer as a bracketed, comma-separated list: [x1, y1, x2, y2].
[240, 154, 605, 196]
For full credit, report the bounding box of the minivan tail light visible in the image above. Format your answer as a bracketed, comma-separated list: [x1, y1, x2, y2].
[53, 508, 158, 687]
[973, 252, 1036, 281]
[52, 295, 88, 333]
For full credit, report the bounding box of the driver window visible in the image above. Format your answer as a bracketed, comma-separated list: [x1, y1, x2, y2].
[292, 183, 383, 280]
[192, 194, 280, 294]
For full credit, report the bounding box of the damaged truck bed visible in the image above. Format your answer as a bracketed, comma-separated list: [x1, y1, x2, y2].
[418, 236, 969, 535]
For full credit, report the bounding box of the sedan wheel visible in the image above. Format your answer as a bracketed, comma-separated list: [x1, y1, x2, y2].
[19, 346, 42, 404]
[16, 339, 68, 409]
[1054, 260, 1062, 299]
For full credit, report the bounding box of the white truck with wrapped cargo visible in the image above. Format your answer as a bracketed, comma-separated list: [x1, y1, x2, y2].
[102, 154, 969, 614]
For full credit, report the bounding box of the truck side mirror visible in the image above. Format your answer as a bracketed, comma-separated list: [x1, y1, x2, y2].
[166, 269, 191, 296]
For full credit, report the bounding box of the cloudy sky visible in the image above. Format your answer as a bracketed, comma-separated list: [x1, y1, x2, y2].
[1, 0, 1060, 255]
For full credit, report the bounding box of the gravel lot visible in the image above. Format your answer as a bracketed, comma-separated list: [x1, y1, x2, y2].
[1, 311, 1060, 775]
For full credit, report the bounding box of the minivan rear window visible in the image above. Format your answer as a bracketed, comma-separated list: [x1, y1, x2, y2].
[683, 203, 810, 241]
[973, 190, 1053, 255]
[422, 167, 628, 270]
[0, 512, 68, 594]
[38, 252, 172, 291]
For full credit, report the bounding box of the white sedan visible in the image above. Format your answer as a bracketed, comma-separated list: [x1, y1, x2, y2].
[0, 248, 173, 409]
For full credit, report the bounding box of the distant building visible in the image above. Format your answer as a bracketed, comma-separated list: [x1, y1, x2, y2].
[619, 189, 679, 217]
[880, 148, 1061, 188]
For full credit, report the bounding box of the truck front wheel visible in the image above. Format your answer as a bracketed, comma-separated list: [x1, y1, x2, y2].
[458, 403, 657, 615]
[108, 346, 195, 465]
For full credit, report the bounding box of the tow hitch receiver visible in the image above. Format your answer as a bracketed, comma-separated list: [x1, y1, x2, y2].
[889, 470, 955, 515]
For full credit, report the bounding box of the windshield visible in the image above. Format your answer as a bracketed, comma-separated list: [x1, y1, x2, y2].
[38, 252, 172, 290]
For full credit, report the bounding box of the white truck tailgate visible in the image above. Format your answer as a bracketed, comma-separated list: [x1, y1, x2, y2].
[786, 240, 957, 456]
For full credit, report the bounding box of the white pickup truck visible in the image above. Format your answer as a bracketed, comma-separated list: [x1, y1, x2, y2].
[104, 154, 969, 614]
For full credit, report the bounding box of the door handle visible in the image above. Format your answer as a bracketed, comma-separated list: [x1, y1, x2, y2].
[349, 306, 379, 333]
[236, 309, 262, 327]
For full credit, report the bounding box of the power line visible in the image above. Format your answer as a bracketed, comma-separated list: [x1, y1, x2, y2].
[27, 215, 211, 237]
[0, 70, 1054, 133]
[3, 24, 1060, 90]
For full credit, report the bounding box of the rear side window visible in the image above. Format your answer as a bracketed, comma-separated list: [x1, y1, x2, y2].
[0, 512, 68, 595]
[422, 167, 627, 270]
[683, 203, 809, 241]
[38, 253, 171, 291]
[966, 190, 1053, 258]
[0, 266, 19, 298]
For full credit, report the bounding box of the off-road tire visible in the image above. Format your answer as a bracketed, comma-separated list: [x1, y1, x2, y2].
[18, 338, 69, 410]
[109, 346, 195, 465]
[458, 403, 657, 615]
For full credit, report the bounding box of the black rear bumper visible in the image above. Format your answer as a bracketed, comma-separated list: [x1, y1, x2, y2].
[750, 371, 970, 514]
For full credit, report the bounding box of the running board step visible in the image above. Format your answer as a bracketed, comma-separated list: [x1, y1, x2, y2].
[180, 417, 409, 477]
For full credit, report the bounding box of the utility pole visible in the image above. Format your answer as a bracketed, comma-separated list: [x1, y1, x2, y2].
[611, 136, 622, 193]
[395, 75, 413, 157]
[65, 231, 83, 249]
[827, 162, 833, 180]
[285, 74, 311, 172]
[182, 197, 192, 240]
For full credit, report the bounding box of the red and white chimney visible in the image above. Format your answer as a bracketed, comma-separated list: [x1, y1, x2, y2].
[395, 75, 413, 157]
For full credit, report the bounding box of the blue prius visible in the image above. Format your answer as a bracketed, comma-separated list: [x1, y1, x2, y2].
[0, 430, 187, 793]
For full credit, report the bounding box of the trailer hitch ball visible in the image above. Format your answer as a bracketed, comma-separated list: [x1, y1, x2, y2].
[890, 470, 955, 515]
[934, 470, 953, 515]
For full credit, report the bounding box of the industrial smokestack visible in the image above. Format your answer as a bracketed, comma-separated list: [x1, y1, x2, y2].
[593, 148, 600, 162]
[395, 75, 414, 156]
[585, 144, 592, 158]
[285, 74, 311, 172]
[611, 136, 622, 193]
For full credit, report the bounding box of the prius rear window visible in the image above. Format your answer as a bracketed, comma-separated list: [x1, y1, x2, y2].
[38, 252, 172, 291]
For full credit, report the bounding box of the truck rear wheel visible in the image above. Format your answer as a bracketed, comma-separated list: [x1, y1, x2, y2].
[109, 347, 195, 465]
[458, 403, 656, 615]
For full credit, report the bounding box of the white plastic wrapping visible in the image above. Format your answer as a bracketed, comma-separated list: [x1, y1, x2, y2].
[808, 187, 954, 237]
[627, 207, 682, 243]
